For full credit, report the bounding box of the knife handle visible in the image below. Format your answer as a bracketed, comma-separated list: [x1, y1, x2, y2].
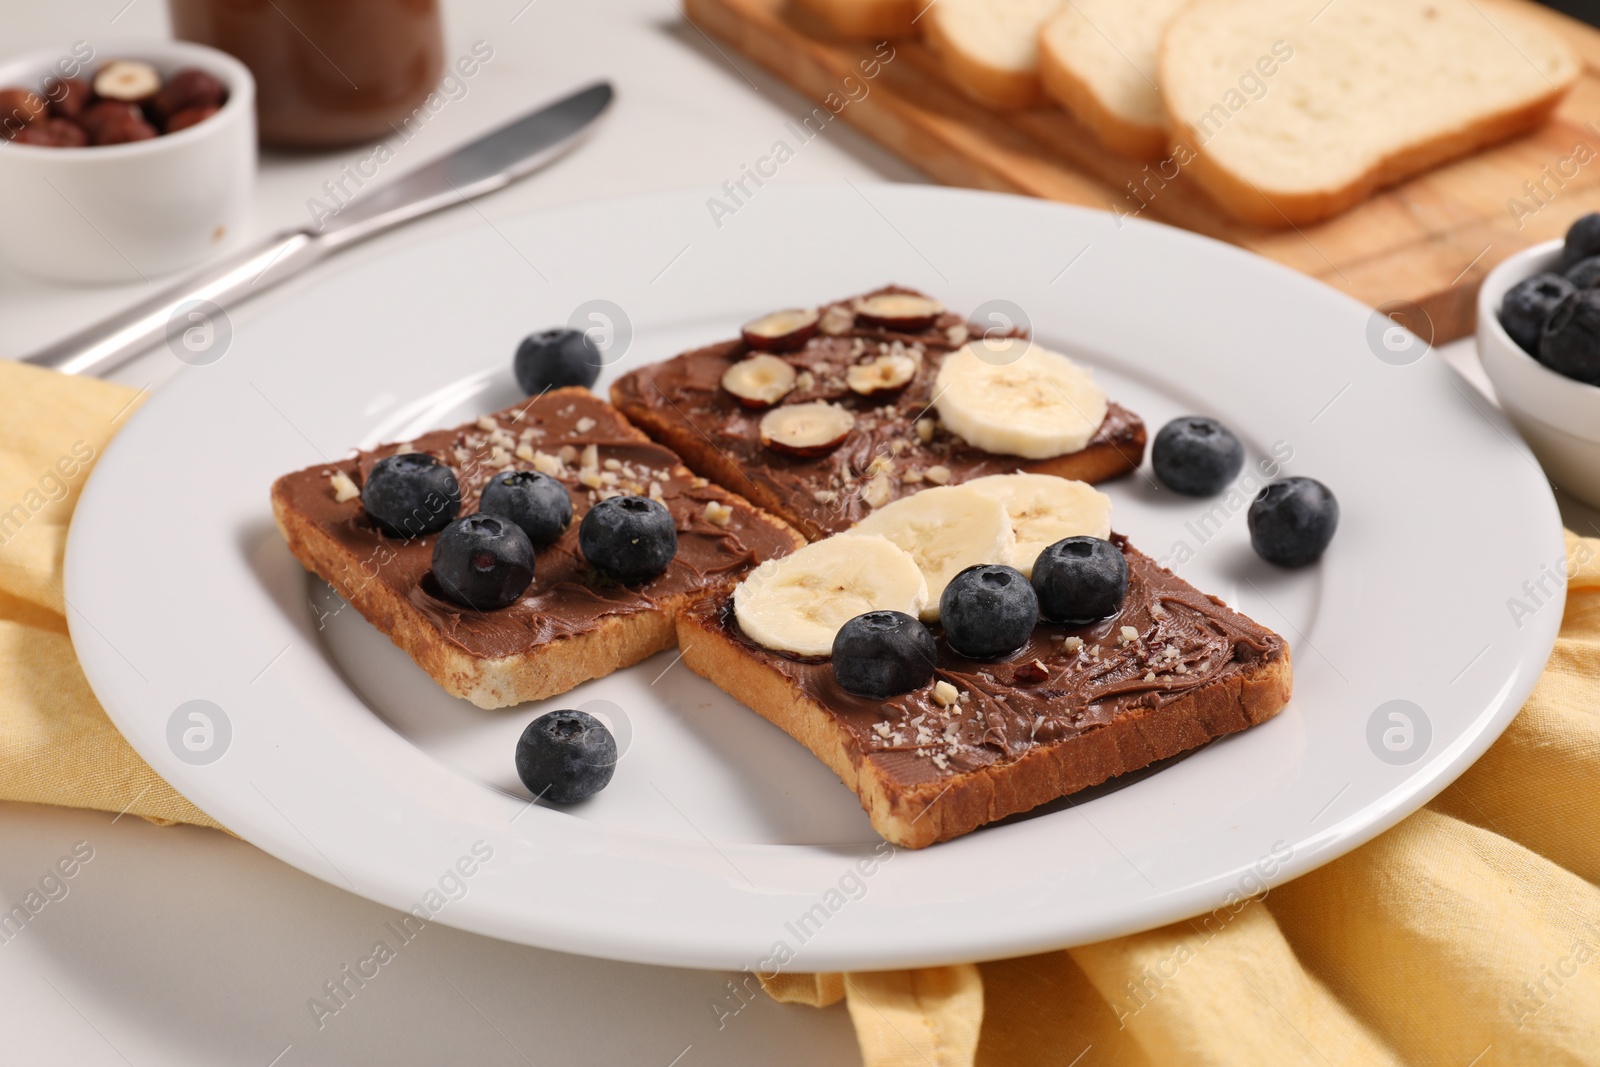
[21, 230, 326, 378]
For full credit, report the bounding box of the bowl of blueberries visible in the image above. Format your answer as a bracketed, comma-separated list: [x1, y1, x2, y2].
[1483, 213, 1600, 508]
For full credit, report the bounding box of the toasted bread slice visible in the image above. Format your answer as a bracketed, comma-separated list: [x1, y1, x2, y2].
[1038, 0, 1187, 160]
[923, 0, 1062, 110]
[271, 389, 802, 709]
[679, 535, 1291, 848]
[1160, 0, 1579, 226]
[610, 287, 1146, 541]
[793, 0, 921, 38]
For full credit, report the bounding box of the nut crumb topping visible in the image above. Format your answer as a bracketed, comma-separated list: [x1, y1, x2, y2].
[703, 500, 734, 526]
[515, 443, 536, 463]
[924, 465, 951, 485]
[574, 416, 597, 434]
[932, 680, 960, 707]
[475, 415, 498, 432]
[393, 441, 416, 455]
[1062, 636, 1084, 652]
[914, 418, 936, 444]
[1119, 625, 1139, 645]
[329, 470, 360, 503]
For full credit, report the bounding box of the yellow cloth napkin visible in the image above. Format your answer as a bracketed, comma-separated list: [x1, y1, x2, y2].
[768, 533, 1600, 1066]
[0, 360, 220, 830]
[7, 362, 1600, 1063]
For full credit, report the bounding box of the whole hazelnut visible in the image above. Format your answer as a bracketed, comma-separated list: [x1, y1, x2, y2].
[153, 68, 225, 121]
[80, 100, 141, 139]
[93, 60, 162, 103]
[0, 87, 47, 138]
[93, 116, 158, 146]
[14, 118, 88, 148]
[164, 105, 220, 134]
[45, 76, 91, 120]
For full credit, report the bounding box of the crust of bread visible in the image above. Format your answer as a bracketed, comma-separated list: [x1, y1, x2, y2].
[611, 392, 1145, 539]
[271, 398, 805, 711]
[922, 8, 1043, 110]
[792, 0, 920, 38]
[678, 605, 1292, 848]
[1038, 38, 1166, 161]
[1158, 15, 1577, 228]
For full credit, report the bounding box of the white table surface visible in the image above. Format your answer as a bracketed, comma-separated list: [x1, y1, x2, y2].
[2, 2, 1596, 1064]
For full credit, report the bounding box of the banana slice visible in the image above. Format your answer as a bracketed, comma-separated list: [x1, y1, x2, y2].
[846, 485, 1014, 621]
[734, 535, 927, 656]
[934, 342, 1107, 458]
[962, 473, 1112, 576]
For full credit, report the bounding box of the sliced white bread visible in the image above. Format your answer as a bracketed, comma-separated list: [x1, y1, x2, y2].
[1038, 0, 1189, 160]
[924, 0, 1062, 110]
[1161, 0, 1579, 226]
[794, 0, 921, 39]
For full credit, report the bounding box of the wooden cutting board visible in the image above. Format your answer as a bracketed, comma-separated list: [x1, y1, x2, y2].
[686, 0, 1600, 344]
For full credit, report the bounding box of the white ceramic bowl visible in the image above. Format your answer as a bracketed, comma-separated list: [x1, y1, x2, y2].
[0, 41, 255, 283]
[1478, 237, 1600, 508]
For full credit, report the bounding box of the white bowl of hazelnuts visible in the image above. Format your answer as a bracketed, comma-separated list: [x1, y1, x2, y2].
[0, 40, 255, 283]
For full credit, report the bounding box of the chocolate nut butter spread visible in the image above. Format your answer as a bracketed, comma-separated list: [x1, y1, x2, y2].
[688, 535, 1286, 788]
[272, 390, 799, 659]
[611, 288, 1146, 539]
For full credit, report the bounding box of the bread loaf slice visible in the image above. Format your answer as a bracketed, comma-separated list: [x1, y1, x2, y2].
[923, 0, 1062, 110]
[678, 536, 1292, 848]
[1161, 0, 1579, 226]
[1038, 0, 1188, 160]
[794, 0, 921, 38]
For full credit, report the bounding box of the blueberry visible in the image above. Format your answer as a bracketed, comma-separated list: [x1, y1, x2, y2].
[579, 495, 678, 584]
[1499, 273, 1575, 357]
[1151, 416, 1245, 496]
[1247, 477, 1339, 568]
[832, 611, 937, 698]
[362, 452, 460, 538]
[939, 564, 1037, 660]
[514, 327, 601, 395]
[431, 514, 535, 610]
[1569, 256, 1600, 290]
[479, 470, 572, 545]
[1563, 212, 1600, 270]
[1539, 290, 1600, 385]
[1031, 536, 1129, 624]
[515, 709, 616, 804]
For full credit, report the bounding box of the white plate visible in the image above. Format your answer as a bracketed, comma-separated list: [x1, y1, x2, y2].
[67, 185, 1564, 970]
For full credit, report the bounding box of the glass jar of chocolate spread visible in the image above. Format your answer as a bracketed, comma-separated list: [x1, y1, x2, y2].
[168, 0, 443, 148]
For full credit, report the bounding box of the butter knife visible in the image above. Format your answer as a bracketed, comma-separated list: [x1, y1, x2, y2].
[22, 80, 614, 378]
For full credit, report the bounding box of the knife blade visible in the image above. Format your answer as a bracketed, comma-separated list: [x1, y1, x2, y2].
[22, 80, 614, 378]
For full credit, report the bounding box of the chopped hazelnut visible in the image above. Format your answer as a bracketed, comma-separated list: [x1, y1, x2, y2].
[914, 418, 936, 444]
[393, 441, 416, 455]
[329, 470, 360, 503]
[515, 443, 536, 463]
[580, 443, 599, 471]
[932, 680, 960, 707]
[924, 465, 951, 485]
[532, 450, 562, 476]
[476, 415, 498, 432]
[862, 471, 892, 509]
[1062, 636, 1084, 652]
[1120, 625, 1139, 645]
[703, 500, 734, 526]
[574, 416, 597, 434]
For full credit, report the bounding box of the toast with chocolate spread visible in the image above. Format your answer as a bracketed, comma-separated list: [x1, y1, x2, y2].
[611, 287, 1146, 541]
[676, 475, 1290, 848]
[271, 388, 803, 709]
